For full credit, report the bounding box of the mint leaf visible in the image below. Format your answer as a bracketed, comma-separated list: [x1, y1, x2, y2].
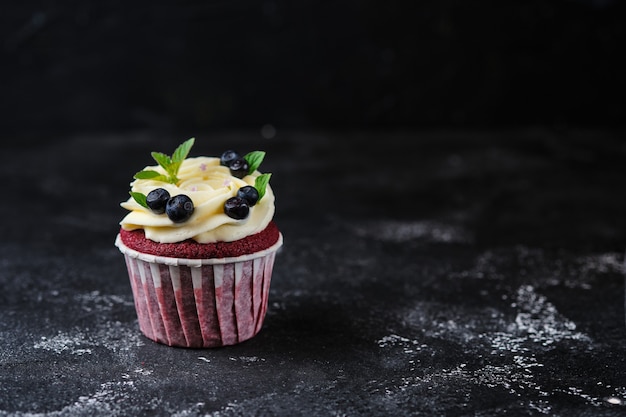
[254, 173, 272, 201]
[134, 170, 166, 180]
[244, 151, 265, 174]
[136, 139, 197, 184]
[130, 191, 149, 209]
[170, 138, 195, 178]
[172, 138, 195, 163]
[151, 152, 173, 175]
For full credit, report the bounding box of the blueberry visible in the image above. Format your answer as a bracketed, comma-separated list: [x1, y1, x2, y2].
[224, 196, 250, 220]
[228, 157, 249, 178]
[220, 150, 240, 167]
[237, 186, 259, 206]
[146, 188, 171, 214]
[166, 194, 194, 223]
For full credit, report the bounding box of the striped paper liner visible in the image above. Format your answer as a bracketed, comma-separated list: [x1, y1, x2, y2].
[115, 233, 282, 348]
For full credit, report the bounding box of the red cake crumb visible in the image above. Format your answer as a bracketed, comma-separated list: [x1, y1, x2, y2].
[120, 221, 280, 259]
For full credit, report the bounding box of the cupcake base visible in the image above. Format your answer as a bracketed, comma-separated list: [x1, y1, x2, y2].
[115, 233, 282, 348]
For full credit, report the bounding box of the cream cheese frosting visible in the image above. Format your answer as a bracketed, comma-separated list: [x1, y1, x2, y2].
[120, 156, 275, 243]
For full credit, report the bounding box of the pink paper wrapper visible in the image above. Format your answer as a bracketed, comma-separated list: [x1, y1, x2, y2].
[115, 233, 283, 348]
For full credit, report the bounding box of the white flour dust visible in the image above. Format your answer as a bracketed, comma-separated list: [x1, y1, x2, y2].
[92, 320, 145, 353]
[73, 290, 134, 313]
[349, 219, 472, 244]
[228, 356, 265, 364]
[476, 284, 592, 406]
[32, 321, 143, 357]
[32, 290, 143, 356]
[170, 402, 206, 417]
[376, 334, 425, 354]
[33, 333, 92, 356]
[511, 285, 591, 346]
[0, 381, 137, 417]
[375, 283, 605, 414]
[451, 247, 625, 290]
[577, 252, 625, 275]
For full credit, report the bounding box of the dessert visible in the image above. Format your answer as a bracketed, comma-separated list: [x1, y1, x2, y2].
[115, 138, 282, 348]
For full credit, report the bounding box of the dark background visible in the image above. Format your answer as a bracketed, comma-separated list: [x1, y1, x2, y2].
[1, 0, 624, 138]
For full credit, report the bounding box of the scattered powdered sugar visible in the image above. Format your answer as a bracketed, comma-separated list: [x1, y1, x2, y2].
[33, 332, 92, 356]
[207, 401, 242, 417]
[73, 290, 134, 313]
[376, 283, 602, 413]
[451, 246, 625, 291]
[452, 248, 511, 280]
[474, 285, 592, 402]
[511, 285, 591, 346]
[132, 368, 153, 376]
[72, 381, 137, 415]
[395, 364, 469, 389]
[577, 252, 625, 275]
[32, 290, 144, 356]
[171, 402, 207, 417]
[228, 356, 265, 364]
[558, 386, 604, 407]
[0, 380, 137, 417]
[349, 219, 472, 243]
[372, 235, 624, 414]
[601, 387, 626, 407]
[32, 321, 143, 356]
[376, 334, 426, 354]
[91, 320, 145, 353]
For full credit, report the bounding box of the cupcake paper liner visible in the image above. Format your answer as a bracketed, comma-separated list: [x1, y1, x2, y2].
[115, 233, 283, 348]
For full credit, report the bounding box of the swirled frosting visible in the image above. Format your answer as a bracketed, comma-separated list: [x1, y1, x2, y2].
[120, 157, 275, 243]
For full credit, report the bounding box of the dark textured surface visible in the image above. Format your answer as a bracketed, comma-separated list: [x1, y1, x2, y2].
[1, 129, 626, 416]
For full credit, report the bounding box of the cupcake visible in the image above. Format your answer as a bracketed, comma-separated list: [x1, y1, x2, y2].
[115, 138, 282, 348]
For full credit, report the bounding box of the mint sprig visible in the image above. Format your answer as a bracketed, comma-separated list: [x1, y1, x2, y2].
[134, 138, 195, 184]
[245, 151, 271, 201]
[244, 151, 265, 174]
[254, 173, 272, 201]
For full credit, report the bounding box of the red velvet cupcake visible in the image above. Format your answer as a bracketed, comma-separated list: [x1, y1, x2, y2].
[115, 139, 282, 348]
